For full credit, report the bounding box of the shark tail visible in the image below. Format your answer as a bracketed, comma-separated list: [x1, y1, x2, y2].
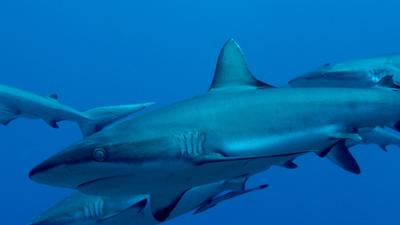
[78, 102, 153, 137]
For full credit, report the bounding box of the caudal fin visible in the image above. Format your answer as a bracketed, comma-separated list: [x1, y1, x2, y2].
[78, 102, 153, 137]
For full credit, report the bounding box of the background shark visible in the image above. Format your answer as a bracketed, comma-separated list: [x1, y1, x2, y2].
[0, 84, 153, 136]
[29, 177, 267, 225]
[289, 55, 400, 88]
[29, 39, 400, 199]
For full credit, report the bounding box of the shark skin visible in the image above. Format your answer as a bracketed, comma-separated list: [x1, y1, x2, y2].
[29, 178, 267, 225]
[289, 55, 400, 88]
[0, 84, 152, 136]
[29, 39, 400, 197]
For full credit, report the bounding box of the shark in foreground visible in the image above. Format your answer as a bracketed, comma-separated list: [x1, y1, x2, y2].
[29, 177, 267, 225]
[289, 55, 400, 88]
[0, 84, 152, 136]
[29, 39, 400, 198]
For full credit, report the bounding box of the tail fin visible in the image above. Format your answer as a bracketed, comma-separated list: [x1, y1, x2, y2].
[78, 102, 153, 137]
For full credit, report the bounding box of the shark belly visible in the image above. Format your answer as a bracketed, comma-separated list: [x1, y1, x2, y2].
[76, 153, 294, 197]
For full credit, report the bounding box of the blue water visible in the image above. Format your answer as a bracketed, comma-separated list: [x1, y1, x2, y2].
[1, 0, 400, 224]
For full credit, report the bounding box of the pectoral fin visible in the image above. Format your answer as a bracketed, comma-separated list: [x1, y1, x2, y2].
[325, 140, 361, 174]
[151, 190, 188, 222]
[194, 184, 268, 214]
[98, 198, 148, 222]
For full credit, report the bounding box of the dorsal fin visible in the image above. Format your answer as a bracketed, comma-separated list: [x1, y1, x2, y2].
[209, 39, 274, 92]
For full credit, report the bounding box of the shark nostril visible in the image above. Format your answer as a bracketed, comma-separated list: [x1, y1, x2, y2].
[92, 148, 107, 162]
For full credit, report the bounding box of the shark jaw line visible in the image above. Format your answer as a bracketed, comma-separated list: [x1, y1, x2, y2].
[76, 174, 126, 190]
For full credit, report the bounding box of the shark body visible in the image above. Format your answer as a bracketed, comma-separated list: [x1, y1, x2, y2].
[29, 39, 400, 198]
[0, 84, 152, 136]
[29, 177, 267, 225]
[289, 55, 400, 88]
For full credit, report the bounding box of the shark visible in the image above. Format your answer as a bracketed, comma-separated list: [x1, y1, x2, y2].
[29, 177, 267, 225]
[28, 39, 400, 198]
[0, 84, 153, 136]
[288, 55, 400, 88]
[287, 58, 400, 154]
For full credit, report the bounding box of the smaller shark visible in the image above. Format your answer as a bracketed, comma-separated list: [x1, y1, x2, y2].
[29, 194, 149, 225]
[289, 55, 400, 88]
[29, 177, 267, 225]
[0, 84, 152, 136]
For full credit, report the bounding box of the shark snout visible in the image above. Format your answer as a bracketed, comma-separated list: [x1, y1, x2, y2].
[29, 154, 76, 188]
[29, 143, 96, 188]
[29, 141, 133, 190]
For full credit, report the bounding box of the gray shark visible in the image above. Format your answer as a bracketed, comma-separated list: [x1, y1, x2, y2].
[288, 55, 400, 88]
[29, 177, 267, 225]
[0, 84, 152, 136]
[29, 39, 400, 198]
[29, 193, 149, 225]
[288, 62, 400, 153]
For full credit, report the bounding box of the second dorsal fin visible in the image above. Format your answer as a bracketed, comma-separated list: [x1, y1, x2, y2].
[209, 39, 274, 92]
[48, 93, 59, 101]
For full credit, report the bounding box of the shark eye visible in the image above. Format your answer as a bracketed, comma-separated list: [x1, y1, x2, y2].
[92, 147, 107, 162]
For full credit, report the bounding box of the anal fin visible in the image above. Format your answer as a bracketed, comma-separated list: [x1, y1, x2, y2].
[46, 120, 60, 128]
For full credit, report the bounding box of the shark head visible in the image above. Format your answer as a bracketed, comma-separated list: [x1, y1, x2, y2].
[29, 126, 176, 192]
[29, 193, 149, 225]
[29, 132, 130, 189]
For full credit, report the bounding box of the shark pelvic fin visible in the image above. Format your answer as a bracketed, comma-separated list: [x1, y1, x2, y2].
[282, 159, 298, 169]
[47, 120, 60, 128]
[209, 39, 274, 92]
[325, 140, 361, 174]
[377, 75, 400, 88]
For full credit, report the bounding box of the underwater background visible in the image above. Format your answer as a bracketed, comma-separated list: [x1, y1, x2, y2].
[1, 0, 400, 224]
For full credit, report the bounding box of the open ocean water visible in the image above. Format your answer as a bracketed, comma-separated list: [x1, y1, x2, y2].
[1, 0, 400, 224]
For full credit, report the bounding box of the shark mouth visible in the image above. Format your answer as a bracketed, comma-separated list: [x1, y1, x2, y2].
[76, 175, 121, 190]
